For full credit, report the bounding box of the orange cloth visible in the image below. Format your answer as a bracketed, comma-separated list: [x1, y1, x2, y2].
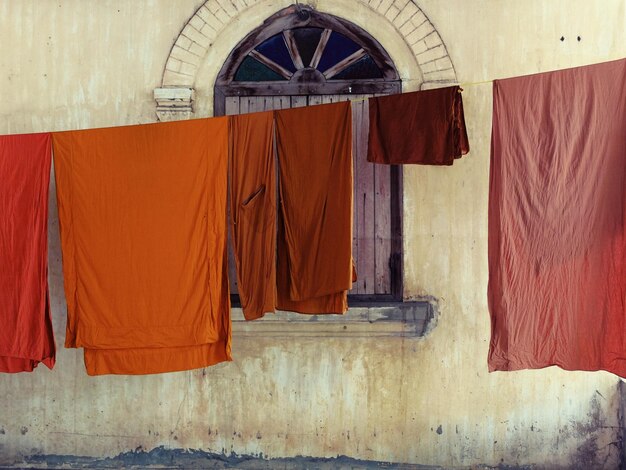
[229, 112, 276, 320]
[52, 118, 231, 375]
[0, 133, 55, 372]
[275, 102, 354, 314]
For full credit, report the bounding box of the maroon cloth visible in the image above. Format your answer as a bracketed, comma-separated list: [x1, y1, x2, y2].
[488, 58, 626, 377]
[367, 86, 469, 165]
[0, 133, 55, 373]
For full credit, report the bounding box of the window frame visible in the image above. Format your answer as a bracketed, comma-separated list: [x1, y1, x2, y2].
[215, 5, 404, 303]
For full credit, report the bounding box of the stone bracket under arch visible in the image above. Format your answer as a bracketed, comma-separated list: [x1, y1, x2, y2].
[154, 87, 194, 122]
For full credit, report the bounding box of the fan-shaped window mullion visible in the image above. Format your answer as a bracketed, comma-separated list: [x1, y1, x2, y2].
[310, 29, 332, 69]
[233, 27, 391, 83]
[324, 48, 367, 79]
[283, 30, 305, 70]
[249, 49, 293, 79]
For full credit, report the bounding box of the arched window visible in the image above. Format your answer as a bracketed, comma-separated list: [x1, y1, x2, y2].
[215, 5, 403, 302]
[233, 28, 385, 83]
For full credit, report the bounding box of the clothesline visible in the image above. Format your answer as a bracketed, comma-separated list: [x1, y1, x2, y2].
[347, 78, 493, 103]
[398, 77, 494, 87]
[1, 85, 469, 375]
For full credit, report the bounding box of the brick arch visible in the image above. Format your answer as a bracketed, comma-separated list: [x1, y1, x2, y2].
[155, 0, 457, 120]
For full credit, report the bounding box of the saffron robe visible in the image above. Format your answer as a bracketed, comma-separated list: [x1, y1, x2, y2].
[274, 102, 354, 314]
[229, 112, 276, 321]
[52, 118, 231, 375]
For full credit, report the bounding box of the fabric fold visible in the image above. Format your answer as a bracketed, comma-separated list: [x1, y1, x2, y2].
[367, 86, 469, 165]
[0, 132, 56, 373]
[229, 112, 276, 321]
[275, 102, 354, 314]
[488, 58, 626, 377]
[52, 118, 231, 375]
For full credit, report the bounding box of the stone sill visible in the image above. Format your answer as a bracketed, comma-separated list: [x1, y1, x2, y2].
[231, 302, 434, 338]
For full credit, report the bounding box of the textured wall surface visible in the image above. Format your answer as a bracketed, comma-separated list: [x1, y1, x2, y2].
[1, 0, 626, 468]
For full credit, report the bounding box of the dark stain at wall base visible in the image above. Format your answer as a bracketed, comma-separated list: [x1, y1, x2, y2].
[7, 378, 626, 470]
[18, 447, 447, 470]
[563, 388, 624, 468]
[6, 446, 542, 470]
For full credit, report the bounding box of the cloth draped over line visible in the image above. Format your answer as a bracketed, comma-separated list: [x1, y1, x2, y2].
[0, 133, 55, 373]
[52, 118, 231, 375]
[488, 58, 626, 377]
[367, 86, 470, 165]
[274, 102, 355, 314]
[229, 112, 277, 321]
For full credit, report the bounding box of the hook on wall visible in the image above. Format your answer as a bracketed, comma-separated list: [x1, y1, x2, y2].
[294, 1, 312, 21]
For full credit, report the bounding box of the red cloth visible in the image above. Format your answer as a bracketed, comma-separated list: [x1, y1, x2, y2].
[367, 86, 469, 165]
[488, 58, 626, 376]
[0, 133, 55, 373]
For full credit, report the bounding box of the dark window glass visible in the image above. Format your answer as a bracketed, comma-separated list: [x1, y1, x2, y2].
[234, 29, 383, 82]
[234, 56, 287, 81]
[317, 31, 361, 73]
[255, 33, 297, 73]
[331, 55, 383, 80]
[292, 27, 324, 67]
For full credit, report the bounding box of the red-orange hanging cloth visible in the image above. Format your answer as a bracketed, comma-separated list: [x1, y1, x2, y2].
[229, 112, 276, 321]
[0, 133, 55, 373]
[368, 86, 469, 165]
[488, 58, 626, 377]
[52, 118, 231, 375]
[275, 102, 354, 314]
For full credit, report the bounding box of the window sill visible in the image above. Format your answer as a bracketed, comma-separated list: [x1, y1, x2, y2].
[230, 301, 434, 338]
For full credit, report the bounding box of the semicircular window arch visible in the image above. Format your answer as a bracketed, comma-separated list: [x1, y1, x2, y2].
[234, 28, 384, 82]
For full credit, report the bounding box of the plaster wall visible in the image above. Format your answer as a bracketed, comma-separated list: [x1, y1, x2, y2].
[1, 0, 625, 467]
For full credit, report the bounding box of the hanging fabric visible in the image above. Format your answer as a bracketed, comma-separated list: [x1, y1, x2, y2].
[0, 133, 56, 373]
[229, 111, 276, 321]
[367, 86, 469, 165]
[275, 102, 355, 314]
[52, 118, 231, 375]
[488, 58, 626, 376]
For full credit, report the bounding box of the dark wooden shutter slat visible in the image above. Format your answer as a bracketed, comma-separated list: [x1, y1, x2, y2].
[291, 96, 307, 108]
[308, 95, 323, 106]
[353, 98, 376, 294]
[225, 97, 240, 115]
[226, 97, 241, 296]
[350, 98, 362, 294]
[374, 163, 392, 294]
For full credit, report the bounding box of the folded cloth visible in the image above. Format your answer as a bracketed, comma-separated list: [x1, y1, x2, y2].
[0, 132, 55, 373]
[52, 118, 231, 375]
[367, 86, 469, 165]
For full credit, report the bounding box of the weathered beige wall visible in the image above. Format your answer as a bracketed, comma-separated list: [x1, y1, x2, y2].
[1, 0, 626, 467]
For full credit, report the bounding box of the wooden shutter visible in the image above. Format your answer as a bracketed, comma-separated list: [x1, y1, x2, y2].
[223, 95, 393, 297]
